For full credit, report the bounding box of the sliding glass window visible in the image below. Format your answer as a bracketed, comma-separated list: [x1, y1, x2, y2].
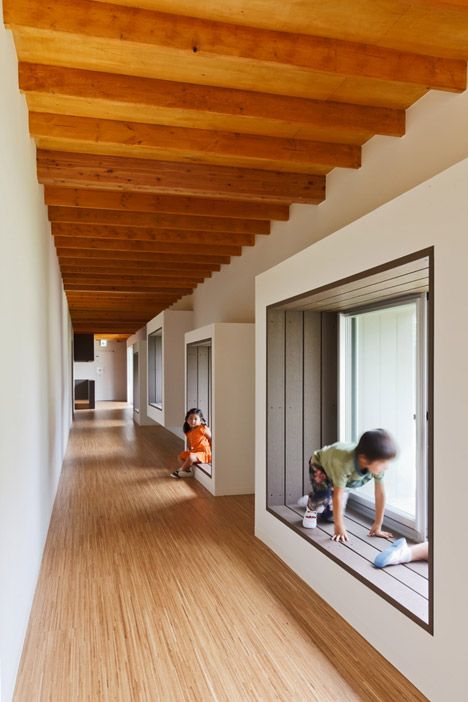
[339, 297, 428, 541]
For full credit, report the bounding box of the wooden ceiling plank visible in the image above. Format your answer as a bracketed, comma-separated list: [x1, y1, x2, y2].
[44, 187, 289, 220]
[48, 205, 270, 234]
[37, 150, 325, 204]
[51, 223, 254, 247]
[19, 63, 406, 142]
[54, 235, 242, 257]
[29, 111, 361, 174]
[4, 0, 466, 95]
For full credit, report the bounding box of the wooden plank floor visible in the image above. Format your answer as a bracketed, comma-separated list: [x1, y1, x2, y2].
[14, 403, 427, 702]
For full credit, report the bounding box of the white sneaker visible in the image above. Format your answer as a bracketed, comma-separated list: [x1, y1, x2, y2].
[177, 468, 193, 478]
[297, 494, 309, 508]
[302, 508, 317, 529]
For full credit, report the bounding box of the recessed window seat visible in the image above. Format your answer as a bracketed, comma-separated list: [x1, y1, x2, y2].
[269, 503, 429, 626]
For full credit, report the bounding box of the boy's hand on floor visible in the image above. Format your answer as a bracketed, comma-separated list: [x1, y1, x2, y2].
[332, 527, 349, 543]
[368, 524, 393, 539]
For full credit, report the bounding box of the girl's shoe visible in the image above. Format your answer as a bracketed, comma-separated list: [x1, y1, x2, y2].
[302, 508, 317, 529]
[170, 468, 193, 478]
[177, 468, 194, 478]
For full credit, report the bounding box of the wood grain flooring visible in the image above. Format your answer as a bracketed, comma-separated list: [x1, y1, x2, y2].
[14, 404, 427, 701]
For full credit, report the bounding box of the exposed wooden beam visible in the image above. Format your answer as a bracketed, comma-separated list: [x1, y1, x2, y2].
[5, 0, 466, 107]
[62, 270, 200, 290]
[72, 318, 151, 326]
[73, 326, 148, 336]
[68, 299, 177, 310]
[48, 206, 270, 234]
[19, 63, 406, 143]
[54, 235, 242, 257]
[57, 248, 228, 266]
[86, 0, 468, 58]
[60, 263, 211, 280]
[29, 112, 361, 174]
[37, 150, 325, 204]
[52, 223, 254, 248]
[95, 0, 468, 61]
[67, 290, 179, 299]
[59, 259, 215, 277]
[44, 187, 290, 221]
[71, 309, 158, 319]
[63, 274, 200, 288]
[65, 283, 193, 294]
[69, 307, 173, 317]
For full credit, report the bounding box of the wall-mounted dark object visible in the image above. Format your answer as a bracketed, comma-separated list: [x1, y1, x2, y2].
[74, 333, 94, 362]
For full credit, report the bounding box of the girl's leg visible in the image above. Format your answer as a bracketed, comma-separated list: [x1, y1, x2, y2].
[178, 455, 194, 471]
[177, 453, 199, 476]
[170, 453, 196, 478]
[409, 541, 429, 561]
[374, 539, 428, 568]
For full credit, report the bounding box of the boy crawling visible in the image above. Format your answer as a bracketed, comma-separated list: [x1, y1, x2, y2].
[303, 429, 397, 543]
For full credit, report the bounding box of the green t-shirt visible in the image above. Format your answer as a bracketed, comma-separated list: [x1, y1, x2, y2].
[312, 442, 385, 489]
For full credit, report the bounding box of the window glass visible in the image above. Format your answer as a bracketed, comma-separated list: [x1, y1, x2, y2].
[341, 301, 423, 524]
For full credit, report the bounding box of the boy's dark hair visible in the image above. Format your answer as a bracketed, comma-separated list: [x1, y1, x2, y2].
[355, 429, 397, 461]
[183, 408, 207, 434]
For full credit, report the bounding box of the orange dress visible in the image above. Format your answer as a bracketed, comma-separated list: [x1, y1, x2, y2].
[179, 425, 212, 464]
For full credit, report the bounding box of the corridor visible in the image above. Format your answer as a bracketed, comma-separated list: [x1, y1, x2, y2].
[13, 405, 425, 701]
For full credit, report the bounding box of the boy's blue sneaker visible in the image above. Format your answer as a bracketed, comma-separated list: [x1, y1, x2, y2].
[374, 538, 408, 568]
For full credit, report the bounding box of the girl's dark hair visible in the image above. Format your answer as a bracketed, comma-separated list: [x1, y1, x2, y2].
[183, 408, 207, 434]
[355, 429, 397, 461]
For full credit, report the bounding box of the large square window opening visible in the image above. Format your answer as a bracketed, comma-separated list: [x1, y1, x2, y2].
[266, 250, 432, 629]
[148, 329, 163, 409]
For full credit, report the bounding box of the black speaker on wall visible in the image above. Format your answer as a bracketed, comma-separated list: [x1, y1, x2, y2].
[74, 333, 94, 362]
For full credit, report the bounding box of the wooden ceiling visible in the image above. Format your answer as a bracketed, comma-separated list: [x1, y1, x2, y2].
[4, 0, 468, 334]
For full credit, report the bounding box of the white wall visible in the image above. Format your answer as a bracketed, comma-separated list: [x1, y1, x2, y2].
[127, 326, 147, 346]
[0, 15, 73, 702]
[185, 324, 255, 495]
[190, 86, 468, 328]
[147, 310, 194, 437]
[130, 340, 155, 425]
[255, 158, 468, 701]
[75, 339, 127, 401]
